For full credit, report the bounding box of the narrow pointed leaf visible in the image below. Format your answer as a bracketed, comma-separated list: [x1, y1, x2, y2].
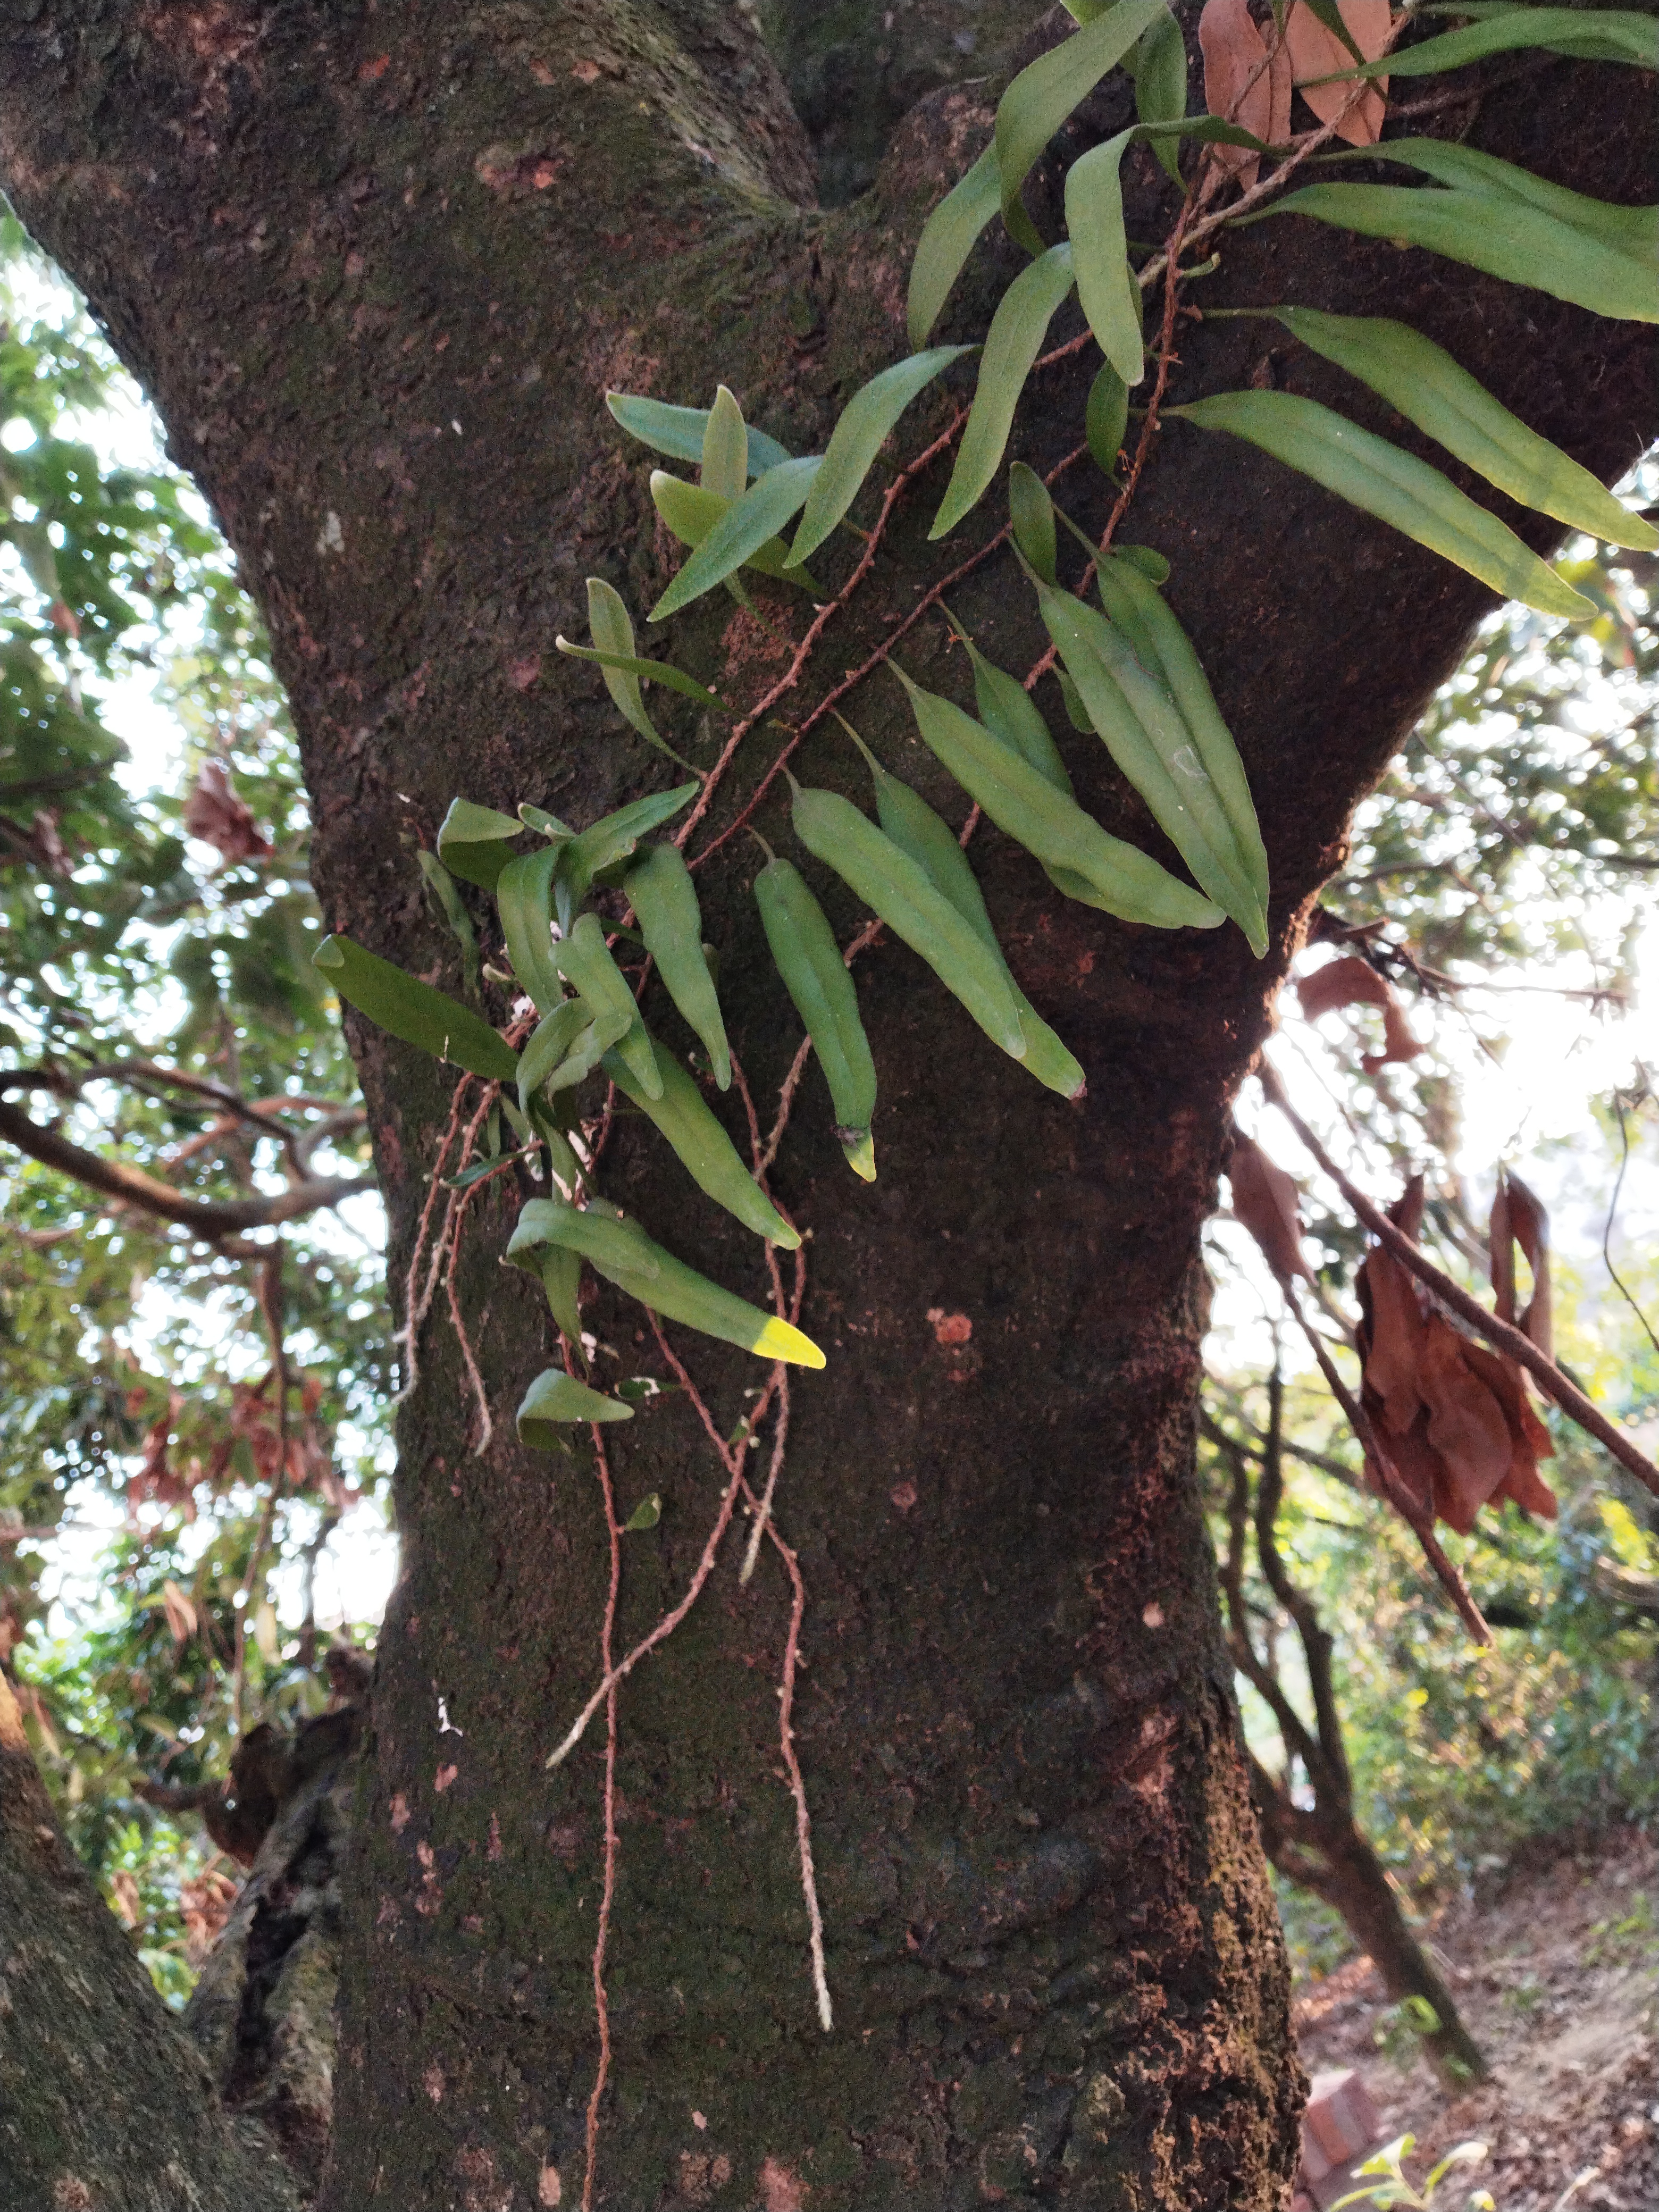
[1135, 9, 1189, 185]
[554, 911, 660, 1099]
[1271, 173, 1657, 325]
[624, 842, 731, 1087]
[436, 797, 524, 889]
[1321, 7, 1658, 76]
[893, 666, 1224, 931]
[417, 851, 480, 996]
[1066, 130, 1145, 386]
[314, 934, 518, 1081]
[1008, 462, 1059, 584]
[791, 782, 1027, 1059]
[518, 1367, 634, 1444]
[581, 577, 658, 750]
[845, 728, 1086, 1099]
[700, 384, 749, 501]
[1036, 581, 1267, 946]
[651, 456, 824, 620]
[931, 244, 1076, 539]
[1095, 551, 1270, 911]
[949, 618, 1075, 797]
[995, 0, 1171, 254]
[506, 1200, 825, 1368]
[1086, 360, 1130, 477]
[789, 346, 975, 564]
[1169, 389, 1596, 617]
[907, 142, 1001, 351]
[559, 784, 700, 906]
[606, 390, 792, 475]
[1269, 308, 1658, 550]
[496, 844, 565, 1013]
[554, 638, 726, 708]
[603, 1031, 797, 1247]
[648, 472, 820, 586]
[1363, 137, 1658, 255]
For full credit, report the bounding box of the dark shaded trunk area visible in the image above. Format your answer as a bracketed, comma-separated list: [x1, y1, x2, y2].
[1, 3, 1653, 2207]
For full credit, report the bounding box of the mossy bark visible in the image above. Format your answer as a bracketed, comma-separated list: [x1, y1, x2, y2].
[0, 4, 1653, 2208]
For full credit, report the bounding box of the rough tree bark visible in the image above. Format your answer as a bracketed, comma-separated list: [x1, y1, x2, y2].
[0, 4, 1652, 2208]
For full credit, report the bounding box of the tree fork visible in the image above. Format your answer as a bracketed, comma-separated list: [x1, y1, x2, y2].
[0, 4, 1652, 2208]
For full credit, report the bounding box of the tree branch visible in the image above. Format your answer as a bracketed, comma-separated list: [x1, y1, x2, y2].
[0, 1098, 374, 1235]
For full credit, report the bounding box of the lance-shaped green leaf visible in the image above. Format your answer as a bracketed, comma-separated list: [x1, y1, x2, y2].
[789, 346, 976, 564]
[1008, 462, 1059, 585]
[700, 384, 749, 501]
[518, 1365, 634, 1444]
[1094, 551, 1270, 914]
[417, 851, 480, 996]
[1168, 389, 1596, 619]
[651, 456, 825, 621]
[517, 995, 631, 1115]
[908, 141, 1001, 351]
[1267, 308, 1658, 551]
[840, 719, 1085, 1099]
[1035, 580, 1267, 949]
[436, 798, 525, 890]
[556, 782, 701, 916]
[554, 638, 725, 709]
[496, 844, 565, 1014]
[604, 1030, 799, 1248]
[314, 934, 518, 1080]
[624, 843, 730, 1088]
[1135, 9, 1188, 184]
[622, 1492, 662, 1531]
[1068, 118, 1273, 388]
[1087, 360, 1130, 479]
[558, 579, 703, 773]
[506, 1200, 826, 1368]
[606, 390, 793, 476]
[1363, 137, 1658, 255]
[649, 473, 820, 588]
[1271, 162, 1657, 326]
[948, 619, 1074, 797]
[753, 848, 879, 1182]
[931, 244, 1076, 539]
[554, 912, 660, 1099]
[994, 0, 1170, 254]
[1067, 130, 1146, 386]
[892, 666, 1223, 931]
[1316, 6, 1658, 76]
[790, 780, 1027, 1059]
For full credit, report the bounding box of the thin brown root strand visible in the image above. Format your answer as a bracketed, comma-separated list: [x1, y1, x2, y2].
[582, 1427, 622, 2212]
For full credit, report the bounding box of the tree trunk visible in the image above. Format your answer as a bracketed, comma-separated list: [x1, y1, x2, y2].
[0, 1672, 299, 2212]
[0, 4, 1652, 2207]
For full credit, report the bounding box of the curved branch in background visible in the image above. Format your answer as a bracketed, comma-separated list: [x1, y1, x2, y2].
[0, 1098, 374, 1236]
[1261, 1060, 1659, 1501]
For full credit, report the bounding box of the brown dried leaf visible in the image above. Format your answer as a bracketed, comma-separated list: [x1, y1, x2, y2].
[108, 1869, 142, 1929]
[182, 759, 272, 866]
[1358, 1240, 1428, 1437]
[1228, 1125, 1314, 1281]
[160, 1577, 198, 1646]
[1464, 1337, 1558, 1523]
[1417, 1313, 1514, 1532]
[1284, 0, 1389, 146]
[1490, 1170, 1554, 1358]
[1200, 0, 1289, 189]
[1296, 953, 1423, 1073]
